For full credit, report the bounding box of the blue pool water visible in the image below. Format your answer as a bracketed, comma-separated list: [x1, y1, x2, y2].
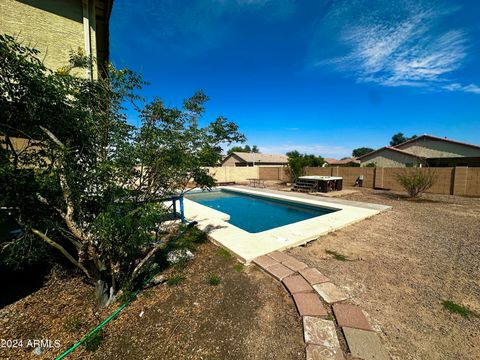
[186, 190, 337, 233]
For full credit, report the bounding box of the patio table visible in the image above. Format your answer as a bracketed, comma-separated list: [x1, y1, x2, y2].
[247, 178, 266, 188]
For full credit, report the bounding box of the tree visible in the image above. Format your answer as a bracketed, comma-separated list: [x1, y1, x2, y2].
[352, 147, 374, 157]
[390, 133, 417, 146]
[286, 151, 324, 179]
[227, 144, 259, 155]
[0, 35, 244, 306]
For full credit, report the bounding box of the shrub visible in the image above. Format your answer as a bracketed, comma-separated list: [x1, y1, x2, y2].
[172, 257, 189, 271]
[116, 285, 138, 304]
[217, 247, 233, 260]
[233, 263, 244, 272]
[166, 274, 184, 286]
[442, 300, 476, 319]
[153, 226, 206, 270]
[207, 273, 221, 285]
[65, 314, 84, 332]
[395, 168, 437, 197]
[170, 226, 207, 251]
[286, 150, 324, 179]
[83, 329, 105, 352]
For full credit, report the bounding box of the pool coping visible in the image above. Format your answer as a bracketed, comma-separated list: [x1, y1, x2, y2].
[183, 186, 390, 263]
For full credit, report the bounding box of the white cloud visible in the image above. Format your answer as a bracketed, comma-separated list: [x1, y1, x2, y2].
[443, 83, 480, 94]
[258, 144, 350, 157]
[314, 0, 479, 94]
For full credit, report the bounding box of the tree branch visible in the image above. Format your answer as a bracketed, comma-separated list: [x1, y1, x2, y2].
[59, 172, 88, 240]
[36, 193, 82, 249]
[130, 232, 176, 281]
[131, 243, 165, 281]
[31, 228, 92, 279]
[38, 127, 90, 243]
[40, 126, 64, 148]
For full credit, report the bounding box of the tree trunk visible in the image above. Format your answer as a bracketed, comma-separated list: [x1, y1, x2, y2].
[95, 279, 115, 308]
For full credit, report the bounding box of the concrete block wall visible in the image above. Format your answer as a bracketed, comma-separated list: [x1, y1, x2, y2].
[453, 167, 468, 196]
[258, 167, 291, 181]
[205, 166, 259, 183]
[305, 166, 480, 197]
[304, 167, 331, 177]
[465, 168, 480, 196]
[205, 166, 292, 183]
[379, 167, 454, 194]
[204, 165, 480, 197]
[336, 167, 375, 188]
[305, 167, 375, 188]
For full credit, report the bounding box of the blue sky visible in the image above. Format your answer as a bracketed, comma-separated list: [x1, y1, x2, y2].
[110, 0, 480, 158]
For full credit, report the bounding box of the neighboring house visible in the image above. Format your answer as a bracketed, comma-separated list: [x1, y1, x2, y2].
[323, 157, 360, 167]
[221, 152, 289, 167]
[0, 0, 113, 80]
[359, 135, 480, 167]
[0, 136, 51, 166]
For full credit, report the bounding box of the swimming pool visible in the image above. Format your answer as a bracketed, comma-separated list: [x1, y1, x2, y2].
[186, 189, 338, 233]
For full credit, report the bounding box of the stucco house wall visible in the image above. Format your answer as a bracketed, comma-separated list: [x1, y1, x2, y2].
[221, 152, 288, 167]
[222, 154, 244, 166]
[0, 0, 110, 79]
[397, 138, 480, 158]
[360, 149, 420, 167]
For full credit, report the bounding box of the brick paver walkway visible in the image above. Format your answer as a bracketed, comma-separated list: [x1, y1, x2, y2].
[252, 250, 389, 360]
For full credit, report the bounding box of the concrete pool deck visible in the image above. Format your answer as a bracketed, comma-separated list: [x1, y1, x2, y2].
[183, 186, 390, 263]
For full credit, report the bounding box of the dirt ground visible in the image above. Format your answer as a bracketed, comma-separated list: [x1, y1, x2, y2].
[287, 187, 480, 360]
[0, 242, 304, 360]
[2, 187, 479, 360]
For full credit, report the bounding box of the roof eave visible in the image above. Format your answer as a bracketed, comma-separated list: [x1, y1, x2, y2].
[394, 134, 480, 151]
[358, 146, 423, 160]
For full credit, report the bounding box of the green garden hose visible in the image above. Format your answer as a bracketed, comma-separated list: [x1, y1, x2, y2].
[55, 278, 146, 360]
[55, 219, 197, 359]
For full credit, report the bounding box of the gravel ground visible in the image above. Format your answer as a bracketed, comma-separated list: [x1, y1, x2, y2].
[89, 243, 304, 360]
[1, 242, 304, 360]
[287, 188, 480, 360]
[2, 187, 479, 360]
